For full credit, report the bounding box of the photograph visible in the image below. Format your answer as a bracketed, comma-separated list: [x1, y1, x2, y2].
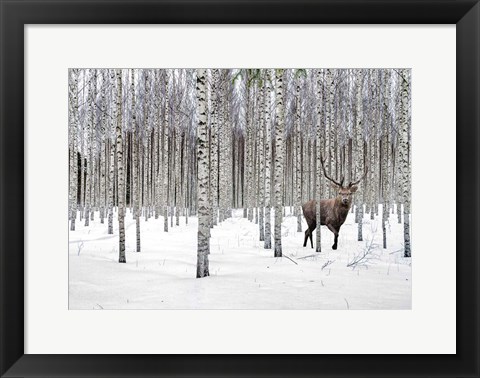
[68, 68, 412, 310]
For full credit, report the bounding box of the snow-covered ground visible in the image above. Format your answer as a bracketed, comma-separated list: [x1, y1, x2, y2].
[69, 206, 411, 310]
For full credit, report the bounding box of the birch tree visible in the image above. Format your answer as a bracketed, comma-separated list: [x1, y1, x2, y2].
[315, 70, 323, 252]
[84, 71, 93, 227]
[258, 74, 265, 241]
[399, 69, 411, 257]
[196, 69, 210, 278]
[163, 70, 170, 232]
[107, 70, 116, 235]
[69, 69, 79, 231]
[264, 70, 272, 250]
[274, 69, 284, 257]
[295, 73, 303, 233]
[116, 69, 126, 263]
[355, 69, 365, 241]
[99, 72, 107, 224]
[131, 69, 141, 252]
[382, 70, 391, 249]
[211, 69, 219, 226]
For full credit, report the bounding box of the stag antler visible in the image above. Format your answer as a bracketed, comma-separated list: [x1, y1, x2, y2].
[348, 165, 369, 187]
[320, 153, 344, 188]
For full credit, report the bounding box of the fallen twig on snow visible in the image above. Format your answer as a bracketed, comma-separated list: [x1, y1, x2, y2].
[321, 260, 335, 270]
[297, 254, 321, 260]
[282, 254, 298, 265]
[347, 232, 379, 269]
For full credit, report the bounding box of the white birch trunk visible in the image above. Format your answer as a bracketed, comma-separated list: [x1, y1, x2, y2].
[153, 71, 160, 220]
[84, 71, 93, 226]
[90, 69, 97, 222]
[196, 69, 210, 278]
[264, 70, 272, 249]
[69, 69, 79, 231]
[175, 124, 181, 226]
[325, 69, 334, 198]
[382, 70, 391, 249]
[99, 72, 107, 224]
[258, 77, 265, 241]
[107, 71, 115, 234]
[129, 69, 140, 252]
[355, 69, 365, 241]
[115, 69, 126, 263]
[274, 69, 284, 257]
[246, 84, 254, 221]
[295, 76, 302, 233]
[315, 70, 323, 252]
[163, 71, 170, 232]
[399, 69, 411, 257]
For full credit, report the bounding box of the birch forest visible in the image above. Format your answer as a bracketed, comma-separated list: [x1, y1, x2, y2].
[69, 68, 412, 310]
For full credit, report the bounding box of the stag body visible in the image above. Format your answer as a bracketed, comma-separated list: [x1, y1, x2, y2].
[303, 155, 367, 250]
[302, 192, 355, 250]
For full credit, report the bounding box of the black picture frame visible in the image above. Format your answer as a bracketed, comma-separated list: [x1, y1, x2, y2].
[1, 1, 478, 377]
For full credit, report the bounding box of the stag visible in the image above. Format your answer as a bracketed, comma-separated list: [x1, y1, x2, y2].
[302, 155, 368, 250]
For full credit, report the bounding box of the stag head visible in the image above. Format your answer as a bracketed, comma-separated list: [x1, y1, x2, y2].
[320, 154, 368, 206]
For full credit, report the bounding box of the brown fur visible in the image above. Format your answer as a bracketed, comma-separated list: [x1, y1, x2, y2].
[302, 186, 357, 250]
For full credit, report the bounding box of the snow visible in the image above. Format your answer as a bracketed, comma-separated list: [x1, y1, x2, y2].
[69, 206, 411, 309]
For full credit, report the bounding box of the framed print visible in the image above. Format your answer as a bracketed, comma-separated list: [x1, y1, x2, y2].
[1, 0, 479, 377]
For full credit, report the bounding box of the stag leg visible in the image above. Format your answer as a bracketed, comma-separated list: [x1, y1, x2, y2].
[303, 229, 310, 247]
[303, 222, 316, 249]
[333, 233, 338, 250]
[327, 224, 339, 250]
[303, 225, 316, 248]
[308, 222, 316, 249]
